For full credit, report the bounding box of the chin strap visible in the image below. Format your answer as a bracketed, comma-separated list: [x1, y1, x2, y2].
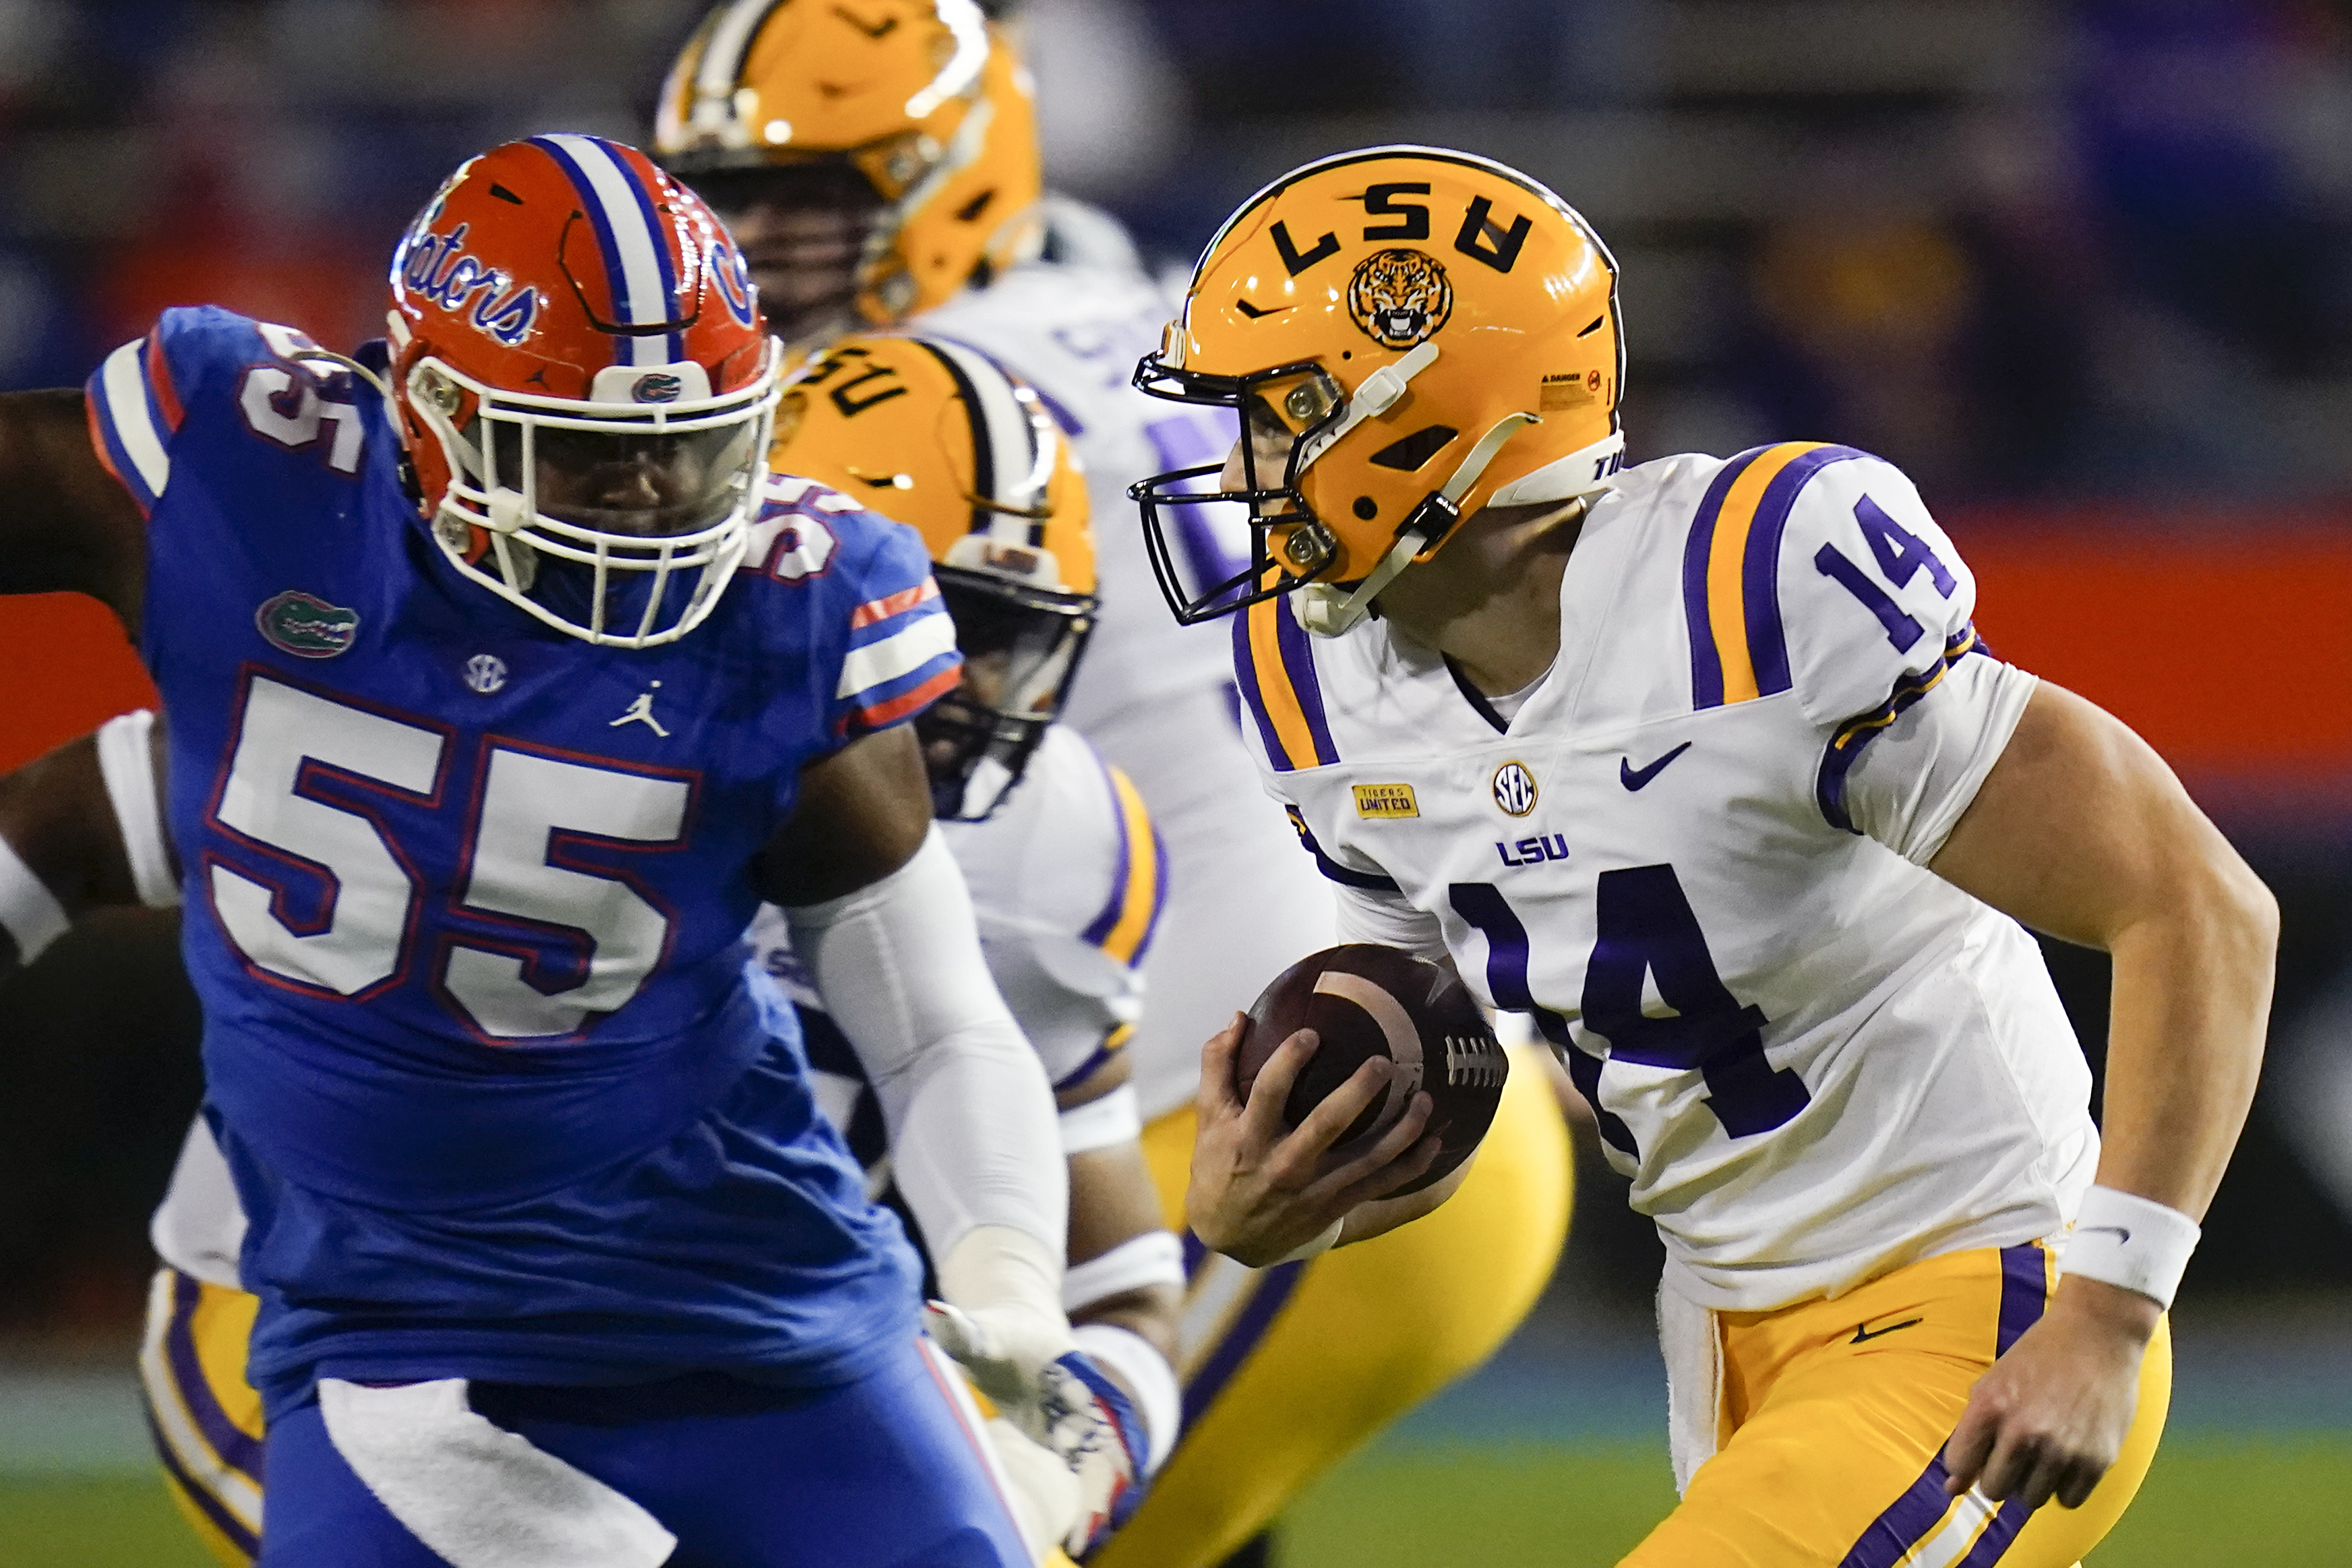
[1298, 340, 1441, 471]
[1297, 410, 1541, 638]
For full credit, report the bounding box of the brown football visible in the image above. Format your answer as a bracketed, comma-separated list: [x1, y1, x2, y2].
[1234, 944, 1509, 1195]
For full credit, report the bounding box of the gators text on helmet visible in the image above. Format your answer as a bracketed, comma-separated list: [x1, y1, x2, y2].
[773, 331, 1093, 819]
[1130, 146, 1625, 636]
[655, 0, 1043, 334]
[388, 135, 783, 648]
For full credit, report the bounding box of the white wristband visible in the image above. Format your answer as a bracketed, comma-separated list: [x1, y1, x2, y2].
[0, 832, 69, 966]
[97, 710, 179, 909]
[1071, 1322, 1180, 1475]
[1275, 1217, 1344, 1265]
[1063, 1230, 1185, 1315]
[2058, 1184, 2201, 1309]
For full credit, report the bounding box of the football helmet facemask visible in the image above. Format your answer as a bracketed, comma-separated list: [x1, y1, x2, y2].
[388, 136, 782, 648]
[655, 0, 1042, 343]
[772, 332, 1094, 820]
[1130, 145, 1625, 637]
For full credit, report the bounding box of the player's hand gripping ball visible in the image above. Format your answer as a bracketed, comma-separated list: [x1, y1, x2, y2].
[1236, 944, 1509, 1195]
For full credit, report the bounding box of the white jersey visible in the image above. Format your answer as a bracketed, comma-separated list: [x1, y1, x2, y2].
[149, 723, 1163, 1281]
[1238, 442, 2098, 1312]
[919, 218, 1339, 1118]
[745, 723, 1164, 1182]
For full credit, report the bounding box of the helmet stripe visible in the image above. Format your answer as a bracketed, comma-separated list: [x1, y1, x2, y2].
[695, 0, 785, 119]
[916, 338, 1045, 535]
[531, 135, 682, 367]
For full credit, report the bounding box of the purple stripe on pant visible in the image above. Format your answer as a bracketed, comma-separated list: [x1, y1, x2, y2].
[164, 1270, 264, 1486]
[1838, 1244, 2051, 1567]
[1180, 1259, 1305, 1432]
[146, 1410, 260, 1561]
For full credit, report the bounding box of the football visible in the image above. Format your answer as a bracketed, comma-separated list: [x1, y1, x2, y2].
[1235, 944, 1509, 1195]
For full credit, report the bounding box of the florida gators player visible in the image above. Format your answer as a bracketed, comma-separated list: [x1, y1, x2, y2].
[0, 332, 1172, 1565]
[0, 137, 1126, 1567]
[1149, 147, 2277, 1567]
[653, 11, 1575, 1565]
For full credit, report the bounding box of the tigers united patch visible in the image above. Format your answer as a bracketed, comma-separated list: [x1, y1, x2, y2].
[1347, 248, 1453, 350]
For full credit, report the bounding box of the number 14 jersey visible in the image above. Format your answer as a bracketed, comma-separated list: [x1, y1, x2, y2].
[1238, 443, 2098, 1313]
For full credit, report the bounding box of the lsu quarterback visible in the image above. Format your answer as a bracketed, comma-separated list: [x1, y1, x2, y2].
[1145, 147, 2276, 1567]
[648, 7, 1576, 1564]
[0, 137, 1147, 1567]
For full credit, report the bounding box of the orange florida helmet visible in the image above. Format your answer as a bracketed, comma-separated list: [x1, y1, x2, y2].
[388, 135, 783, 647]
[654, 0, 1042, 331]
[1131, 146, 1625, 636]
[773, 331, 1093, 818]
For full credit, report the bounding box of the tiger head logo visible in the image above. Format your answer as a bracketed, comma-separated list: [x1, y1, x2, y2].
[1346, 249, 1455, 351]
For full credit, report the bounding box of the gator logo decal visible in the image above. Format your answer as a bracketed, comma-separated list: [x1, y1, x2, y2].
[1347, 248, 1453, 350]
[255, 591, 359, 659]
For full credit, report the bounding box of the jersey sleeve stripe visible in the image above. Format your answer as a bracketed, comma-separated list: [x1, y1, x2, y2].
[142, 332, 186, 433]
[1230, 607, 1289, 769]
[88, 338, 171, 511]
[849, 578, 941, 630]
[1681, 446, 1766, 708]
[1813, 625, 1982, 831]
[1081, 764, 1167, 965]
[1739, 444, 1871, 697]
[1238, 594, 1340, 771]
[1686, 442, 1824, 707]
[845, 662, 960, 732]
[835, 609, 959, 699]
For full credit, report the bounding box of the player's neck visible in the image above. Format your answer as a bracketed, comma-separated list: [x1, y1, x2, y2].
[1373, 496, 1586, 696]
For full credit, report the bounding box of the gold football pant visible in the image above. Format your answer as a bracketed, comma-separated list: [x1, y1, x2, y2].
[1625, 1242, 2171, 1568]
[1097, 1042, 1575, 1568]
[138, 1265, 265, 1567]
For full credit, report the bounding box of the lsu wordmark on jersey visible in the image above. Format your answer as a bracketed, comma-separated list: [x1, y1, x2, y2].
[1238, 438, 2171, 1566]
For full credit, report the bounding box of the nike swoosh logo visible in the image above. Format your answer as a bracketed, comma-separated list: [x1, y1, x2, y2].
[1619, 742, 1692, 791]
[1850, 1317, 1924, 1344]
[2078, 1224, 2132, 1244]
[1234, 300, 1292, 320]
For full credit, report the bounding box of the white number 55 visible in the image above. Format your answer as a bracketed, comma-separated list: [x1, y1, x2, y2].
[209, 675, 691, 1041]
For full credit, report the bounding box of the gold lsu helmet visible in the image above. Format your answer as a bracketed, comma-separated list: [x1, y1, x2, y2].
[655, 0, 1044, 327]
[1131, 146, 1625, 636]
[775, 330, 1094, 819]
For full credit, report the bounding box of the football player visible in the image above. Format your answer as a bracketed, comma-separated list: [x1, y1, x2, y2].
[97, 332, 1179, 1566]
[651, 9, 1576, 1563]
[1150, 146, 2276, 1567]
[0, 138, 1127, 1567]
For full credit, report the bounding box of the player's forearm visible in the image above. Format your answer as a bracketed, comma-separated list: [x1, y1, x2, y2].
[787, 827, 1068, 1262]
[2093, 856, 2274, 1220]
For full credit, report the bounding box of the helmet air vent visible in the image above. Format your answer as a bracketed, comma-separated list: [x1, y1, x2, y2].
[1368, 425, 1460, 473]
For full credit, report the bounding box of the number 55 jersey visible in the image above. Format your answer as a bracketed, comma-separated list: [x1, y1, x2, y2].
[1242, 442, 2099, 1313]
[87, 306, 961, 1418]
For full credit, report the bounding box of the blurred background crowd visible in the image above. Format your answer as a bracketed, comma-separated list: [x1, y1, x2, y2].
[0, 0, 2348, 1557]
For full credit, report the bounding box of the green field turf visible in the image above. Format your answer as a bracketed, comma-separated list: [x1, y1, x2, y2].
[1, 1435, 2343, 1566]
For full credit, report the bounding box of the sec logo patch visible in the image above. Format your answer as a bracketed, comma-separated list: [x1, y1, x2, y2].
[1491, 760, 1538, 817]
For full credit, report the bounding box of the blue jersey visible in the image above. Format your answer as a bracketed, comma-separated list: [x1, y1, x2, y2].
[87, 307, 962, 1415]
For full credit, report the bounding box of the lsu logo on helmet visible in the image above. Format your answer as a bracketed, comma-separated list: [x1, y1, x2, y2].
[1348, 249, 1453, 350]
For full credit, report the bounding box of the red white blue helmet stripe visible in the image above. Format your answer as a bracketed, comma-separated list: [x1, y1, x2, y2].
[528, 134, 685, 367]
